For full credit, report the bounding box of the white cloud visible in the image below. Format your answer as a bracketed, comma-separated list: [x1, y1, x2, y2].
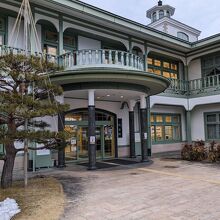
[80, 0, 220, 39]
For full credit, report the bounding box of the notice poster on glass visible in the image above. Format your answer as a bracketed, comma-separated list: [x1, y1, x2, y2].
[135, 132, 141, 142]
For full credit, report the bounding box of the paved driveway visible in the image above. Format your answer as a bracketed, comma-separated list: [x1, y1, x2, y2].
[48, 159, 220, 220]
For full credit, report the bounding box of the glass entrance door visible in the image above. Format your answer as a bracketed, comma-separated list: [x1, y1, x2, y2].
[64, 110, 116, 162]
[96, 127, 102, 158]
[103, 125, 115, 158]
[78, 127, 88, 159]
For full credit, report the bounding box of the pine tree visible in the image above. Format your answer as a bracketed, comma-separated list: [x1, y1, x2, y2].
[0, 52, 69, 189]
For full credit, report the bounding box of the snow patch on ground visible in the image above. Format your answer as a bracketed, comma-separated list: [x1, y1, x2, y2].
[0, 198, 21, 220]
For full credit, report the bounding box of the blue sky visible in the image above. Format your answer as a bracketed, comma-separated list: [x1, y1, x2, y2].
[80, 0, 220, 39]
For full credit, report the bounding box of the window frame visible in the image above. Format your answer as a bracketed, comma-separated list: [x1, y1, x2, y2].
[42, 25, 77, 55]
[204, 112, 220, 141]
[151, 113, 182, 144]
[147, 55, 179, 79]
[201, 52, 220, 77]
[159, 10, 164, 19]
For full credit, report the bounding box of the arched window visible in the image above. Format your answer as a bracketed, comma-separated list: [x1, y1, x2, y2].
[159, 10, 164, 19]
[152, 12, 157, 22]
[166, 11, 170, 18]
[177, 32, 189, 41]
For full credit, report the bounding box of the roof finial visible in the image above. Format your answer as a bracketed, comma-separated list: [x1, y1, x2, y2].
[158, 0, 162, 6]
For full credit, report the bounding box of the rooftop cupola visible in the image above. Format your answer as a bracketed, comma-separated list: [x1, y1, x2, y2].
[146, 0, 175, 23]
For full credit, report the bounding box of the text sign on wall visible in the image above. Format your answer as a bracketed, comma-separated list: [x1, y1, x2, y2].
[118, 118, 123, 138]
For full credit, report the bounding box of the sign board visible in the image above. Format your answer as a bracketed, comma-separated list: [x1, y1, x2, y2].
[144, 133, 148, 140]
[135, 133, 141, 142]
[36, 143, 50, 156]
[71, 138, 76, 145]
[118, 118, 123, 138]
[90, 136, 96, 144]
[37, 149, 50, 156]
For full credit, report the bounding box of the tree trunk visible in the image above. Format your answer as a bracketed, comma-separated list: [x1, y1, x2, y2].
[1, 144, 17, 189]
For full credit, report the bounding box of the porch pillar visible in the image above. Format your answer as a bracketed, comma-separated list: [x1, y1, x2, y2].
[146, 96, 152, 156]
[88, 89, 96, 170]
[140, 94, 149, 162]
[186, 110, 192, 143]
[58, 112, 65, 168]
[129, 100, 136, 158]
[57, 94, 66, 168]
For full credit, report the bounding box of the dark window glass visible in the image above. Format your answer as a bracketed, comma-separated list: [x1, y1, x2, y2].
[207, 124, 217, 139]
[45, 31, 58, 43]
[202, 52, 220, 77]
[152, 12, 157, 22]
[159, 10, 164, 19]
[177, 32, 189, 41]
[207, 114, 217, 123]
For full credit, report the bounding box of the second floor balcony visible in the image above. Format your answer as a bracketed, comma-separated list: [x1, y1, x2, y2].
[1, 45, 220, 98]
[164, 74, 220, 98]
[59, 49, 144, 71]
[0, 46, 144, 72]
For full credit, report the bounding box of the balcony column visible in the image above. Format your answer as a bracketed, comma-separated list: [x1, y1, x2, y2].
[184, 65, 190, 95]
[88, 89, 97, 170]
[146, 96, 152, 156]
[30, 7, 35, 54]
[186, 110, 192, 143]
[58, 17, 63, 56]
[129, 37, 132, 53]
[140, 94, 149, 162]
[144, 43, 148, 71]
[129, 100, 136, 158]
[184, 65, 189, 81]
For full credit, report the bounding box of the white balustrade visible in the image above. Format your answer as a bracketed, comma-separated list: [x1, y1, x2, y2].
[0, 46, 144, 71]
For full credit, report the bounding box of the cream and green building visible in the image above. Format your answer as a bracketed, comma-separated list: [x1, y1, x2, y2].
[0, 0, 220, 170]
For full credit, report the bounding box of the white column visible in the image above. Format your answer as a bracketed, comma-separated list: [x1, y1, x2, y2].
[140, 94, 146, 109]
[156, 11, 159, 20]
[88, 89, 95, 106]
[164, 10, 166, 17]
[129, 100, 136, 112]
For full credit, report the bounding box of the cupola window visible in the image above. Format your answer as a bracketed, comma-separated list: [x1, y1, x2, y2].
[159, 10, 164, 19]
[152, 12, 157, 22]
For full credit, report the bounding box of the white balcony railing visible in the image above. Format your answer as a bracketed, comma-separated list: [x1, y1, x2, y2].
[59, 49, 144, 71]
[0, 46, 144, 72]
